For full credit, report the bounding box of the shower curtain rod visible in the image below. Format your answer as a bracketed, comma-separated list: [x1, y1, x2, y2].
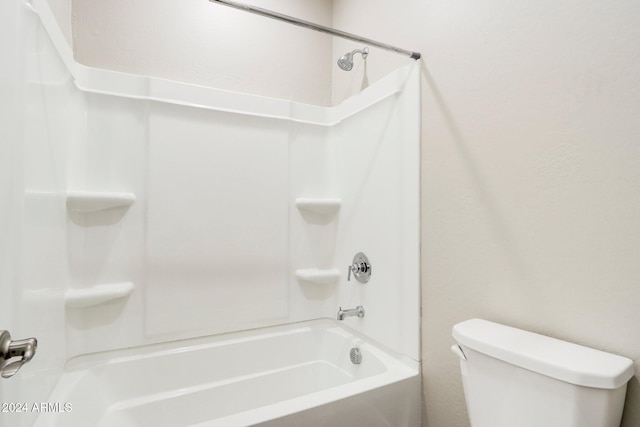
[208, 0, 421, 60]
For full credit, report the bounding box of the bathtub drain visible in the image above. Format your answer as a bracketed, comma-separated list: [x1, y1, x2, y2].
[350, 347, 362, 364]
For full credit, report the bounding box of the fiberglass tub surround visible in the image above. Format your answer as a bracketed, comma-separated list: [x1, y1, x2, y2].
[1, 1, 420, 426]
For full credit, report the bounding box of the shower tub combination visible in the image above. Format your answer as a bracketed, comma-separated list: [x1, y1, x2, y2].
[34, 320, 420, 427]
[2, 1, 422, 426]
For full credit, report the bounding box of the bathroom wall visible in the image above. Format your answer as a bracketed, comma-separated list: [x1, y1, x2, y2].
[66, 0, 334, 106]
[333, 1, 640, 426]
[45, 0, 71, 43]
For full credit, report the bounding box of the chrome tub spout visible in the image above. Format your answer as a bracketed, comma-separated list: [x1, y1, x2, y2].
[337, 306, 365, 321]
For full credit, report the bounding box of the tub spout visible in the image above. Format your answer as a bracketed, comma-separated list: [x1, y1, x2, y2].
[337, 306, 365, 321]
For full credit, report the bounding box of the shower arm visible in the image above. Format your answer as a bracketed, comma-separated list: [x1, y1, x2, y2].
[208, 0, 421, 60]
[350, 48, 369, 59]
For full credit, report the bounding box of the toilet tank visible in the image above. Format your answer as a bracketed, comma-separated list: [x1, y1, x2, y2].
[452, 319, 635, 427]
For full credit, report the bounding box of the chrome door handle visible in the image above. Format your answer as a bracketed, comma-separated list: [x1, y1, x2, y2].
[0, 330, 37, 379]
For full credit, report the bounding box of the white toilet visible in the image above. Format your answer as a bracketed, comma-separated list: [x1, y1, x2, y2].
[451, 319, 635, 427]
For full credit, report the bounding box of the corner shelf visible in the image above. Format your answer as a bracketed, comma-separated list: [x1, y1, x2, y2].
[65, 282, 135, 309]
[66, 191, 136, 213]
[295, 198, 341, 216]
[295, 269, 341, 285]
[295, 198, 341, 225]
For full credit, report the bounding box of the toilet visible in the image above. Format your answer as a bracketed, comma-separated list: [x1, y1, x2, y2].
[451, 319, 635, 427]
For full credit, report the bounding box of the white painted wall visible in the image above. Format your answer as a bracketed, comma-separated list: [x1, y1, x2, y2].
[333, 1, 640, 426]
[69, 0, 333, 106]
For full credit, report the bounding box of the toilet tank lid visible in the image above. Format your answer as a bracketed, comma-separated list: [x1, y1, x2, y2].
[453, 319, 634, 389]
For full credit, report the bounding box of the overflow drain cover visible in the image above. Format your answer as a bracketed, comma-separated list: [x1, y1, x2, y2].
[350, 347, 362, 364]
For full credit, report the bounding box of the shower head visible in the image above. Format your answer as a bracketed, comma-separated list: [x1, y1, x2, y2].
[337, 47, 369, 71]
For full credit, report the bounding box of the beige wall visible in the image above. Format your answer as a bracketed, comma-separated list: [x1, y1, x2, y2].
[46, 0, 72, 43]
[55, 0, 334, 106]
[334, 0, 640, 426]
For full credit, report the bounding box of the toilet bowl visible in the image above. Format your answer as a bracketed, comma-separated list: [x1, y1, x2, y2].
[452, 319, 634, 427]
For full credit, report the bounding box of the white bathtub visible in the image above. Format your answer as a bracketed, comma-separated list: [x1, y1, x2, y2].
[34, 320, 420, 427]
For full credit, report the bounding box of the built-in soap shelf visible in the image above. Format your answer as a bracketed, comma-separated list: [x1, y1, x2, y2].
[65, 192, 136, 310]
[65, 282, 135, 309]
[295, 198, 341, 224]
[66, 191, 136, 213]
[295, 198, 341, 216]
[295, 198, 341, 284]
[295, 269, 341, 285]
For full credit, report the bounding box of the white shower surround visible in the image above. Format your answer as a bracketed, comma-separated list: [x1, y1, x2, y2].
[1, 0, 420, 425]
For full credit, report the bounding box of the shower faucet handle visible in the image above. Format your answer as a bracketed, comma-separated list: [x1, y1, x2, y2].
[347, 252, 371, 284]
[0, 330, 37, 379]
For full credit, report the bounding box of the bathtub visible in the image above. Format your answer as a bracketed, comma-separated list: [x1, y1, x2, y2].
[34, 320, 420, 427]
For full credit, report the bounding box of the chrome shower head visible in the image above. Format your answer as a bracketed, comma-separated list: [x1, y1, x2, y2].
[337, 47, 369, 71]
[337, 54, 354, 71]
